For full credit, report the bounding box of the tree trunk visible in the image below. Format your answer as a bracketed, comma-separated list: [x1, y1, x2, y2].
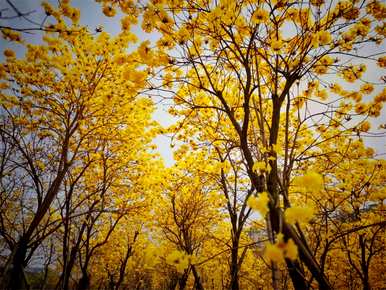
[285, 259, 309, 290]
[267, 208, 309, 290]
[282, 220, 331, 289]
[77, 271, 90, 290]
[167, 275, 179, 290]
[178, 270, 189, 290]
[61, 263, 73, 290]
[229, 245, 239, 290]
[363, 280, 371, 290]
[267, 216, 281, 290]
[191, 265, 204, 290]
[243, 146, 331, 289]
[1, 239, 29, 290]
[57, 247, 78, 290]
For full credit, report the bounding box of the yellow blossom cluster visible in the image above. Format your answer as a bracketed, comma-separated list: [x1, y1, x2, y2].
[316, 30, 332, 45]
[378, 56, 386, 68]
[293, 171, 324, 193]
[165, 250, 194, 273]
[271, 39, 284, 53]
[252, 161, 271, 174]
[340, 65, 366, 83]
[247, 192, 270, 217]
[313, 55, 334, 74]
[264, 234, 298, 263]
[311, 30, 332, 48]
[1, 28, 21, 42]
[358, 121, 371, 132]
[3, 49, 15, 58]
[102, 4, 116, 17]
[284, 206, 315, 225]
[252, 8, 269, 24]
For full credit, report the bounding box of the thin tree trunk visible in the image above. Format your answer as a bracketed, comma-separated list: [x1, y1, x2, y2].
[178, 270, 189, 290]
[267, 216, 281, 290]
[191, 265, 204, 290]
[229, 245, 239, 290]
[1, 239, 29, 290]
[77, 270, 90, 290]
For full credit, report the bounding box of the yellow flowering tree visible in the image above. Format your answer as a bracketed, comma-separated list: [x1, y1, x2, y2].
[102, 0, 386, 288]
[0, 2, 156, 289]
[153, 151, 223, 289]
[0, 0, 385, 289]
[295, 138, 386, 289]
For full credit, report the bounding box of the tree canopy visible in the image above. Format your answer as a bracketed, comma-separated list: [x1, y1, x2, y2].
[0, 0, 385, 289]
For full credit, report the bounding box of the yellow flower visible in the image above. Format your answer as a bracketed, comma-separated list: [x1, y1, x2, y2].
[103, 5, 116, 17]
[271, 39, 283, 52]
[265, 243, 283, 263]
[316, 30, 332, 45]
[284, 239, 298, 260]
[166, 250, 190, 273]
[346, 91, 362, 102]
[360, 83, 374, 94]
[374, 88, 386, 104]
[358, 121, 371, 132]
[69, 8, 80, 22]
[284, 206, 314, 225]
[329, 83, 343, 95]
[264, 235, 298, 263]
[378, 56, 386, 68]
[317, 89, 328, 100]
[355, 103, 368, 114]
[176, 28, 190, 44]
[42, 1, 56, 16]
[35, 160, 46, 171]
[341, 69, 357, 82]
[121, 15, 132, 30]
[247, 191, 269, 217]
[138, 40, 151, 60]
[3, 49, 15, 58]
[122, 69, 147, 86]
[294, 171, 324, 193]
[156, 35, 175, 49]
[1, 28, 21, 42]
[253, 161, 267, 173]
[252, 9, 269, 24]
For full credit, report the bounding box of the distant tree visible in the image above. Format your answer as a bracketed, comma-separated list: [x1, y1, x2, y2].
[155, 151, 223, 289]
